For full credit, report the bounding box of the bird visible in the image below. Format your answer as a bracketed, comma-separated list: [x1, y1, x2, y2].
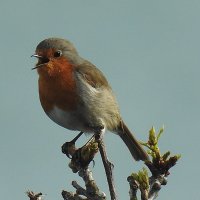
[32, 38, 149, 161]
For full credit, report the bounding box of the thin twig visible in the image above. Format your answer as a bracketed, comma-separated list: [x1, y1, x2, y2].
[26, 191, 43, 200]
[61, 190, 84, 200]
[148, 175, 167, 200]
[127, 176, 139, 200]
[95, 130, 117, 200]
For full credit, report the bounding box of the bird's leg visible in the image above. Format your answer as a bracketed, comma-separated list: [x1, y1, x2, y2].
[83, 134, 96, 147]
[68, 126, 104, 171]
[62, 124, 103, 160]
[71, 131, 84, 143]
[81, 124, 105, 147]
[62, 131, 84, 158]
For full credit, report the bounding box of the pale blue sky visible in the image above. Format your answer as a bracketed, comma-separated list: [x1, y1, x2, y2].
[0, 1, 199, 199]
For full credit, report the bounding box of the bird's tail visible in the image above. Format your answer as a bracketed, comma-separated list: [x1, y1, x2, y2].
[117, 121, 149, 161]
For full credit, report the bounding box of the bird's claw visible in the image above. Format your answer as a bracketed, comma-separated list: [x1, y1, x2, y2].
[61, 141, 75, 158]
[61, 131, 84, 158]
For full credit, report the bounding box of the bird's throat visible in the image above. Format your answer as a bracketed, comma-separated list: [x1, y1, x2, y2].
[38, 59, 78, 113]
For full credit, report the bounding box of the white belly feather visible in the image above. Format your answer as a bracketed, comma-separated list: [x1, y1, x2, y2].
[47, 106, 83, 131]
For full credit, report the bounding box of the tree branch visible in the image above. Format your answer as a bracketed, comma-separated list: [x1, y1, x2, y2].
[26, 191, 43, 200]
[128, 127, 180, 200]
[26, 127, 180, 200]
[95, 130, 117, 200]
[61, 135, 106, 200]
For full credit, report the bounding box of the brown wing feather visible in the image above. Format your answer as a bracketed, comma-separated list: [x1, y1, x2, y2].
[75, 61, 109, 88]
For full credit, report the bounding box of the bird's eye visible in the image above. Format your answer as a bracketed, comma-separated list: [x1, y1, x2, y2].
[54, 50, 62, 57]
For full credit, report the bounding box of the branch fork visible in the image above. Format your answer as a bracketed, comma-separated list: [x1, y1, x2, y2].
[26, 126, 180, 200]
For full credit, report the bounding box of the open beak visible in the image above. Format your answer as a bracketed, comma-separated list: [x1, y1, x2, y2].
[31, 54, 49, 70]
[31, 54, 43, 59]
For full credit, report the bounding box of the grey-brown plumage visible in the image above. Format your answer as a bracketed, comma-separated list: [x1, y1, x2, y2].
[34, 37, 149, 161]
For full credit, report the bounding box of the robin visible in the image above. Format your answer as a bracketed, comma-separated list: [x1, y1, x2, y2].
[32, 38, 149, 161]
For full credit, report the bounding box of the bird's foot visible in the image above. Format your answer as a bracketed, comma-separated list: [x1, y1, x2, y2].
[62, 131, 84, 158]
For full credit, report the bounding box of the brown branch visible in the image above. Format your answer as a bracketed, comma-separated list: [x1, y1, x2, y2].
[61, 190, 85, 200]
[127, 176, 139, 200]
[61, 136, 106, 200]
[148, 175, 166, 200]
[95, 130, 117, 200]
[26, 127, 180, 200]
[61, 166, 106, 200]
[26, 191, 43, 200]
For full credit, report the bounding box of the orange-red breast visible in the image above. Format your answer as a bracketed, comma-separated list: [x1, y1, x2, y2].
[32, 38, 149, 161]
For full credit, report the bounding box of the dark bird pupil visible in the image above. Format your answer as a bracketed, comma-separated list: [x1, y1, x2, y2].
[54, 50, 62, 57]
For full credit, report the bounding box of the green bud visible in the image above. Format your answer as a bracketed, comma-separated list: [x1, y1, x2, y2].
[149, 127, 157, 145]
[162, 151, 170, 161]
